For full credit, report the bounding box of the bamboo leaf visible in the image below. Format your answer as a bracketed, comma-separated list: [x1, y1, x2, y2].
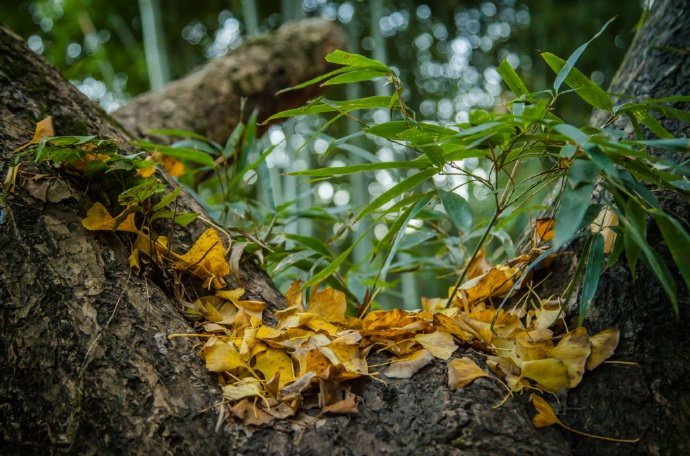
[541, 52, 613, 111]
[355, 168, 437, 222]
[438, 190, 473, 233]
[553, 17, 615, 92]
[580, 233, 605, 324]
[651, 211, 690, 294]
[323, 69, 388, 85]
[497, 58, 529, 96]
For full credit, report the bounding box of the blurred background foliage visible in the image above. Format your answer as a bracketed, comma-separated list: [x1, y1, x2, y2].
[2, 0, 645, 309]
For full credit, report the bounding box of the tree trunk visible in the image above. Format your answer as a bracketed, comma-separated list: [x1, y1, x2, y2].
[0, 2, 688, 455]
[564, 1, 690, 454]
[114, 19, 347, 144]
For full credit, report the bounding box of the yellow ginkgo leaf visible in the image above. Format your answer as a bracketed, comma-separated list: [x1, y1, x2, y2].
[153, 152, 185, 177]
[82, 202, 138, 233]
[254, 349, 295, 388]
[447, 357, 487, 389]
[216, 288, 245, 303]
[201, 339, 247, 372]
[521, 358, 570, 392]
[173, 228, 230, 289]
[284, 280, 304, 309]
[530, 393, 560, 428]
[319, 344, 367, 375]
[234, 300, 265, 319]
[421, 297, 447, 313]
[384, 349, 434, 379]
[533, 218, 555, 246]
[586, 328, 620, 370]
[433, 314, 474, 342]
[136, 166, 156, 178]
[415, 331, 458, 360]
[222, 377, 264, 401]
[459, 265, 517, 305]
[550, 327, 591, 387]
[31, 116, 55, 144]
[307, 287, 346, 323]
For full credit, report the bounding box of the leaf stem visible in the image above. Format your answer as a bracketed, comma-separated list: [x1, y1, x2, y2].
[445, 210, 500, 308]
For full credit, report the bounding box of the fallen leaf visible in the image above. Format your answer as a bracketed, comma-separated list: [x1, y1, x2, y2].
[530, 393, 560, 428]
[590, 207, 618, 254]
[319, 344, 368, 375]
[521, 358, 570, 392]
[254, 349, 295, 388]
[448, 357, 487, 389]
[466, 249, 492, 279]
[153, 152, 185, 177]
[459, 265, 518, 305]
[285, 280, 304, 309]
[586, 328, 620, 370]
[322, 392, 359, 415]
[307, 287, 347, 323]
[415, 331, 458, 360]
[201, 338, 247, 372]
[550, 327, 591, 387]
[231, 399, 275, 426]
[281, 371, 316, 396]
[173, 228, 230, 289]
[216, 288, 245, 302]
[534, 218, 555, 246]
[81, 202, 138, 233]
[384, 349, 434, 379]
[222, 377, 264, 401]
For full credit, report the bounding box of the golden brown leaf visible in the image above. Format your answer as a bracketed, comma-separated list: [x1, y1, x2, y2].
[216, 288, 245, 302]
[530, 393, 560, 428]
[322, 392, 359, 415]
[415, 331, 458, 360]
[201, 338, 247, 372]
[153, 152, 185, 177]
[590, 207, 619, 254]
[32, 116, 54, 143]
[533, 218, 555, 246]
[550, 327, 591, 387]
[447, 357, 487, 389]
[231, 399, 275, 426]
[173, 228, 230, 289]
[82, 202, 138, 233]
[521, 358, 570, 392]
[586, 328, 620, 370]
[254, 349, 295, 388]
[307, 287, 347, 323]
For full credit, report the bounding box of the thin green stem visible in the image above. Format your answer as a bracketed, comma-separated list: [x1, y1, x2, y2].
[444, 210, 500, 308]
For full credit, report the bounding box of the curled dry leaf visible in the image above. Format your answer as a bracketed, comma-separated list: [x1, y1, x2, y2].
[384, 349, 434, 379]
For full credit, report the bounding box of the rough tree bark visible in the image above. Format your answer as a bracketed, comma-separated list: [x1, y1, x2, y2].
[114, 19, 347, 144]
[0, 3, 688, 455]
[563, 1, 690, 454]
